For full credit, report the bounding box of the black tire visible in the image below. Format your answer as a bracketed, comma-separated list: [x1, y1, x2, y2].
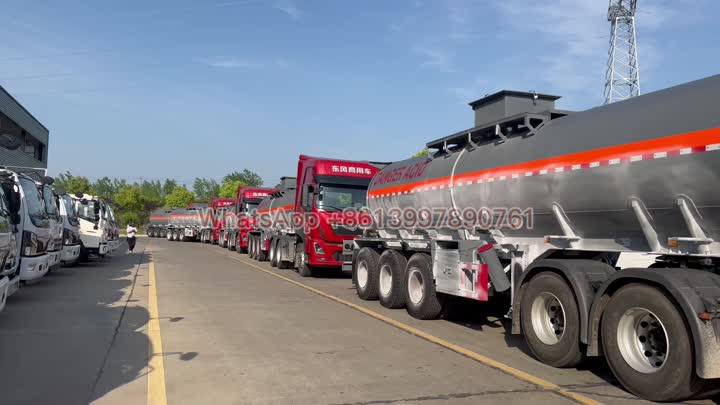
[257, 238, 267, 261]
[228, 233, 237, 251]
[298, 264, 313, 277]
[269, 239, 278, 267]
[404, 253, 442, 320]
[378, 250, 408, 309]
[520, 272, 583, 368]
[79, 243, 89, 263]
[601, 284, 706, 402]
[248, 236, 256, 259]
[354, 247, 380, 300]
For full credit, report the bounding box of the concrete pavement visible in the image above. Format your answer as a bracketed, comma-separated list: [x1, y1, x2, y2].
[0, 237, 716, 404]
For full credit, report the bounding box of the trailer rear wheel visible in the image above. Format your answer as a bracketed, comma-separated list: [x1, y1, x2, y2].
[257, 239, 267, 261]
[521, 272, 583, 368]
[601, 283, 704, 402]
[404, 253, 441, 319]
[248, 236, 255, 259]
[269, 239, 278, 267]
[354, 248, 380, 300]
[378, 250, 408, 309]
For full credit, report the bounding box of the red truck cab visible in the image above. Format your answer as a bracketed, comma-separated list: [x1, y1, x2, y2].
[293, 155, 380, 273]
[226, 187, 274, 252]
[201, 197, 235, 244]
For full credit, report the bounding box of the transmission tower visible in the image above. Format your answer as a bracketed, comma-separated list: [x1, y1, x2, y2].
[604, 0, 640, 104]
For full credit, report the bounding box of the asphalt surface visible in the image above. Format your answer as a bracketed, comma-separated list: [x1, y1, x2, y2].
[0, 237, 717, 404]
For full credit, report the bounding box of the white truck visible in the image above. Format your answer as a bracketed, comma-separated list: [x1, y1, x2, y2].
[40, 182, 63, 270]
[54, 188, 81, 265]
[72, 194, 110, 261]
[0, 171, 52, 285]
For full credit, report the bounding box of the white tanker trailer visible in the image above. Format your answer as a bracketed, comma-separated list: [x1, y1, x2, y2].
[349, 74, 720, 401]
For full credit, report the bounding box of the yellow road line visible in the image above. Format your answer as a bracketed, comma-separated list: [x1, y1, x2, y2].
[218, 250, 599, 405]
[147, 252, 168, 405]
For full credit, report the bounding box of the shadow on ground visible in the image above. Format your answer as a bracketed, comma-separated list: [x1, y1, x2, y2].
[0, 240, 159, 405]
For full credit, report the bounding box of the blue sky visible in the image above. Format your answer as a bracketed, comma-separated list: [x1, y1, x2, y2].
[2, 0, 718, 187]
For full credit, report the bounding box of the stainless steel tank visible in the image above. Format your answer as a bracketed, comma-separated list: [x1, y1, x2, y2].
[257, 177, 296, 232]
[367, 74, 720, 255]
[149, 209, 169, 227]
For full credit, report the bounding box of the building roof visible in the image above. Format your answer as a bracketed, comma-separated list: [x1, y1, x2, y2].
[0, 85, 49, 145]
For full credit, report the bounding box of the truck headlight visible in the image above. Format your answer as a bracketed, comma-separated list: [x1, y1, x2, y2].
[22, 231, 40, 257]
[313, 242, 325, 255]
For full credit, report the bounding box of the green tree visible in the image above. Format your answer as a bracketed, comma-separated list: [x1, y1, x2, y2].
[218, 180, 242, 198]
[115, 185, 148, 226]
[413, 148, 430, 158]
[55, 171, 94, 195]
[193, 177, 220, 202]
[93, 176, 127, 200]
[162, 179, 178, 197]
[165, 186, 195, 208]
[223, 169, 263, 187]
[140, 180, 163, 206]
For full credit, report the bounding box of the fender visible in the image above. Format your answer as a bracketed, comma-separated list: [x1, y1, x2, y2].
[586, 268, 720, 379]
[511, 259, 615, 344]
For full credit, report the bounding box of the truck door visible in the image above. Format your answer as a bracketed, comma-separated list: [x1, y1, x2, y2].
[0, 188, 14, 269]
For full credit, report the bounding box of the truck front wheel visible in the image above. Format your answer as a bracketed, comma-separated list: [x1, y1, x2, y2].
[404, 253, 441, 320]
[354, 248, 380, 300]
[296, 246, 313, 277]
[378, 250, 407, 309]
[601, 283, 705, 402]
[520, 272, 583, 368]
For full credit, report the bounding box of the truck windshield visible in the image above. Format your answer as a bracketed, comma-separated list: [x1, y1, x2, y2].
[76, 200, 98, 222]
[42, 185, 59, 219]
[61, 195, 79, 226]
[244, 202, 259, 213]
[317, 184, 367, 211]
[107, 205, 116, 224]
[19, 178, 49, 228]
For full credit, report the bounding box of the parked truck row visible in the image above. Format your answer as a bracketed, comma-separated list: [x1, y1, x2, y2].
[150, 74, 720, 402]
[0, 170, 123, 315]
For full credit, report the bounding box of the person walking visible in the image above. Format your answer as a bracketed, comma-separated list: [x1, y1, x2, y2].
[126, 223, 137, 253]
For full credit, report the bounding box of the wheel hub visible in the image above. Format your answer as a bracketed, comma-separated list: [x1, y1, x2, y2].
[408, 268, 424, 304]
[379, 264, 392, 296]
[357, 260, 368, 288]
[617, 307, 668, 373]
[530, 292, 566, 345]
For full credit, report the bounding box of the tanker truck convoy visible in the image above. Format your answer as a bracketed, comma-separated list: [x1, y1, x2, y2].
[166, 203, 208, 242]
[249, 156, 381, 276]
[147, 209, 171, 238]
[223, 187, 274, 251]
[348, 75, 720, 401]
